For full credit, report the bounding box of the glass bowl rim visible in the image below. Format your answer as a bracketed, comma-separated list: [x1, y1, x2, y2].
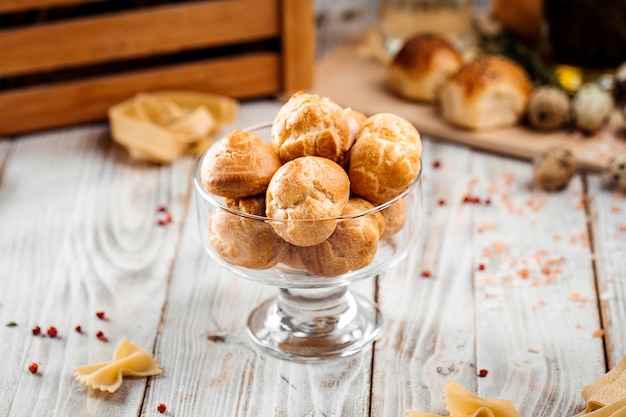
[192, 121, 423, 223]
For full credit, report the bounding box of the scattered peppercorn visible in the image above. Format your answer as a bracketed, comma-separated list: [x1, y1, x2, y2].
[6, 321, 17, 327]
[46, 326, 58, 338]
[75, 325, 82, 333]
[462, 195, 489, 204]
[438, 198, 446, 206]
[156, 206, 174, 226]
[207, 335, 226, 343]
[478, 263, 485, 271]
[421, 269, 432, 278]
[28, 362, 39, 374]
[478, 369, 489, 377]
[96, 311, 105, 320]
[96, 330, 107, 341]
[32, 325, 41, 335]
[157, 403, 167, 413]
[432, 160, 441, 169]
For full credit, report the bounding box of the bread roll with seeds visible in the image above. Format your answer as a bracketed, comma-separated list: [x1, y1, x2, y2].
[388, 32, 463, 102]
[438, 55, 533, 130]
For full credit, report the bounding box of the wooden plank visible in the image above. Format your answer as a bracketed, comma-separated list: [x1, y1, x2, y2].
[0, 53, 280, 135]
[469, 152, 604, 417]
[310, 31, 626, 172]
[0, 0, 279, 77]
[373, 138, 606, 416]
[145, 204, 374, 417]
[0, 126, 193, 416]
[0, 0, 101, 14]
[143, 101, 374, 416]
[372, 139, 477, 416]
[281, 0, 315, 92]
[587, 174, 626, 369]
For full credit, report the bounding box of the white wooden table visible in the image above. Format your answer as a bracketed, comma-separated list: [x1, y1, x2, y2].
[1, 98, 625, 417]
[2, 5, 626, 415]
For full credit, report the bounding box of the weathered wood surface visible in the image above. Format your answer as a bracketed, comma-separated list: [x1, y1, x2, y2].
[0, 98, 624, 417]
[0, 4, 624, 414]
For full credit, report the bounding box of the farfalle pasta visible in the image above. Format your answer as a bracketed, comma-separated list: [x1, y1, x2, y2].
[406, 379, 521, 417]
[406, 355, 626, 417]
[74, 338, 163, 393]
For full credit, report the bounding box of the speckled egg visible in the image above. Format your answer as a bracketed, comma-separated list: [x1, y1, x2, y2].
[608, 149, 626, 190]
[527, 86, 571, 131]
[533, 147, 577, 191]
[572, 83, 615, 133]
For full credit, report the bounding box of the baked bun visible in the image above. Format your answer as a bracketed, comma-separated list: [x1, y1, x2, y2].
[345, 108, 367, 149]
[279, 243, 306, 269]
[298, 198, 385, 277]
[271, 92, 351, 165]
[266, 156, 350, 247]
[438, 55, 533, 130]
[207, 196, 284, 269]
[380, 198, 406, 240]
[349, 113, 422, 205]
[200, 129, 281, 198]
[388, 32, 463, 102]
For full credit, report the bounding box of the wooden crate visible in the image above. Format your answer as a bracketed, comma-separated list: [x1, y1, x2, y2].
[0, 0, 315, 135]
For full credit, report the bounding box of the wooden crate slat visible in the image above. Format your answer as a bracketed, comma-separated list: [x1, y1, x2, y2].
[0, 0, 101, 14]
[0, 52, 280, 135]
[0, 0, 279, 77]
[281, 0, 315, 92]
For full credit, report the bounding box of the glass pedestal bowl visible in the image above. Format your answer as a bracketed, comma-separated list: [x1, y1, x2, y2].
[193, 122, 423, 361]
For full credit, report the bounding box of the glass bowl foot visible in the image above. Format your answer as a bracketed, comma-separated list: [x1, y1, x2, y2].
[246, 286, 382, 361]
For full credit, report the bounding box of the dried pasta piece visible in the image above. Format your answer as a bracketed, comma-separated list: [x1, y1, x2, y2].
[405, 379, 522, 417]
[74, 338, 163, 393]
[406, 411, 443, 417]
[405, 410, 441, 417]
[575, 355, 626, 416]
[108, 91, 239, 163]
[444, 380, 522, 417]
[574, 397, 626, 417]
